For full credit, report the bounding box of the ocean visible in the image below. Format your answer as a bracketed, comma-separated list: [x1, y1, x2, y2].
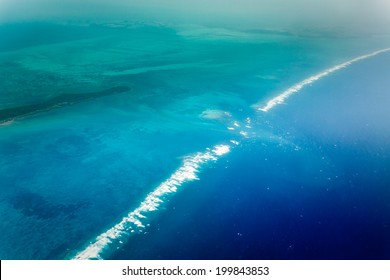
[0, 22, 389, 259]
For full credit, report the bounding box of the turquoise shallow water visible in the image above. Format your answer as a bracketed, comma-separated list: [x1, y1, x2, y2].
[0, 22, 389, 259]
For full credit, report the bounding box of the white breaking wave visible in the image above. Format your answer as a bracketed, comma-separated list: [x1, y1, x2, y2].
[73, 144, 230, 260]
[257, 48, 390, 112]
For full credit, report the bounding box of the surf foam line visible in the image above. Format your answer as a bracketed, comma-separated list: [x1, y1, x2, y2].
[257, 48, 390, 112]
[73, 144, 231, 260]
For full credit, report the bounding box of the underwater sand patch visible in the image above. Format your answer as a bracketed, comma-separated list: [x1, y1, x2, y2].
[200, 109, 231, 120]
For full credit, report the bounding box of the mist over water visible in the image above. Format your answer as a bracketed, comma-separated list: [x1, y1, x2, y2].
[1, 0, 390, 32]
[0, 1, 390, 260]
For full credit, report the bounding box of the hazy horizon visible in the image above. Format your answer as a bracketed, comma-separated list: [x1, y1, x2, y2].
[1, 0, 390, 33]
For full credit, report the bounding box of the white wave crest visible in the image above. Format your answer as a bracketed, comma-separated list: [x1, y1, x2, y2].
[257, 48, 390, 112]
[73, 144, 230, 260]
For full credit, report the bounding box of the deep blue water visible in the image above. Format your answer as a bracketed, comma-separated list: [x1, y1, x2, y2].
[111, 144, 390, 259]
[0, 22, 389, 260]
